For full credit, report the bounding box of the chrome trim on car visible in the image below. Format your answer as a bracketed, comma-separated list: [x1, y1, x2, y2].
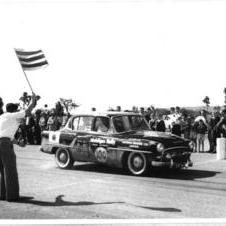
[108, 147, 152, 154]
[164, 146, 190, 151]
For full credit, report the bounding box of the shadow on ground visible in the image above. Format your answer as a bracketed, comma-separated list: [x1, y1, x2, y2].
[150, 168, 220, 180]
[15, 195, 181, 213]
[14, 195, 124, 207]
[72, 162, 127, 175]
[137, 206, 181, 212]
[71, 162, 220, 180]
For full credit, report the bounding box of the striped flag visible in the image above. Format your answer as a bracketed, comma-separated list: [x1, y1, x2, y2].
[15, 49, 48, 71]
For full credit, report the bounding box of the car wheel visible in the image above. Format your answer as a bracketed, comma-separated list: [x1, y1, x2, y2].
[127, 152, 148, 176]
[55, 148, 73, 169]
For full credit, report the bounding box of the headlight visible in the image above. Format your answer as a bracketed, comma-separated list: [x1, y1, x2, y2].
[157, 143, 165, 152]
[189, 141, 195, 150]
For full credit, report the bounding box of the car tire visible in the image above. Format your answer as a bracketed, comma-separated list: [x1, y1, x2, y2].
[127, 152, 148, 176]
[55, 148, 73, 169]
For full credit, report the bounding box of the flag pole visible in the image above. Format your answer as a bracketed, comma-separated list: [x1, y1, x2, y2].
[14, 48, 34, 93]
[21, 69, 34, 93]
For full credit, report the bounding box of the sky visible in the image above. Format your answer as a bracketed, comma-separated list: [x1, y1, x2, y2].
[0, 0, 226, 112]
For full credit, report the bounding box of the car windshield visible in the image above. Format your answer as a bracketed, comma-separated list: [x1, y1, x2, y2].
[112, 115, 150, 133]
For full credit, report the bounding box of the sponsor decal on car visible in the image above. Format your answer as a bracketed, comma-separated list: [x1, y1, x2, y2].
[106, 138, 116, 145]
[95, 147, 108, 163]
[122, 140, 143, 146]
[90, 138, 105, 144]
[90, 138, 116, 145]
[49, 131, 60, 143]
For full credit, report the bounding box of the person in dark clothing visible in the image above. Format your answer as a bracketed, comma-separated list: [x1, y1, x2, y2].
[33, 110, 42, 145]
[155, 114, 166, 132]
[47, 109, 60, 131]
[14, 118, 27, 146]
[156, 120, 166, 132]
[207, 112, 221, 153]
[0, 98, 3, 116]
[171, 123, 181, 136]
[39, 111, 48, 132]
[215, 109, 226, 138]
[25, 115, 35, 145]
[195, 119, 207, 153]
[149, 112, 156, 130]
[171, 117, 182, 136]
[181, 115, 192, 139]
[144, 108, 152, 123]
[190, 117, 197, 152]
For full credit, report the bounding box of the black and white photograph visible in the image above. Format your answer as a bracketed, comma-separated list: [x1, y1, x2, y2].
[0, 0, 226, 225]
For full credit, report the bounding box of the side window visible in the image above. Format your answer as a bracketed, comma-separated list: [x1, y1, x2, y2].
[72, 117, 79, 131]
[113, 117, 125, 132]
[67, 119, 72, 129]
[77, 116, 93, 131]
[93, 117, 110, 133]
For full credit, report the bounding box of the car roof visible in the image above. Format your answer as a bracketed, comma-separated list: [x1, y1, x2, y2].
[70, 111, 142, 117]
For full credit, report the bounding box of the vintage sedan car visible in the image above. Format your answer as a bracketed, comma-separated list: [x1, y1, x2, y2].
[40, 112, 194, 176]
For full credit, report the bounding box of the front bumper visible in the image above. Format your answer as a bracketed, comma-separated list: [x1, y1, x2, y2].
[152, 149, 193, 169]
[151, 158, 193, 169]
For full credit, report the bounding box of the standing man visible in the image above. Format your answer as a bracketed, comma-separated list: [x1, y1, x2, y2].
[215, 109, 226, 138]
[154, 113, 166, 132]
[207, 112, 221, 153]
[195, 119, 207, 153]
[0, 98, 4, 115]
[0, 93, 37, 201]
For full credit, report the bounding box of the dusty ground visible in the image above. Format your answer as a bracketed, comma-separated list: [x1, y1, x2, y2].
[0, 145, 226, 224]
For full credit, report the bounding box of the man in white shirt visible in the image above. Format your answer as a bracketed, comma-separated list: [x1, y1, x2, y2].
[0, 93, 37, 202]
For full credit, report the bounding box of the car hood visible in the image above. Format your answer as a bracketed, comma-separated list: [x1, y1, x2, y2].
[115, 130, 189, 147]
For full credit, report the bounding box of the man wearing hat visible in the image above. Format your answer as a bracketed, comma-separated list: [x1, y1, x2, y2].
[0, 93, 37, 201]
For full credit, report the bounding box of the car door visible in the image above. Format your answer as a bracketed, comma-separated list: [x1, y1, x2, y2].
[88, 116, 117, 164]
[71, 116, 94, 161]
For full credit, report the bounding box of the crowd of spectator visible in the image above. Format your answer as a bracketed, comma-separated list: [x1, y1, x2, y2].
[0, 93, 71, 146]
[108, 105, 226, 153]
[14, 107, 71, 145]
[1, 92, 226, 153]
